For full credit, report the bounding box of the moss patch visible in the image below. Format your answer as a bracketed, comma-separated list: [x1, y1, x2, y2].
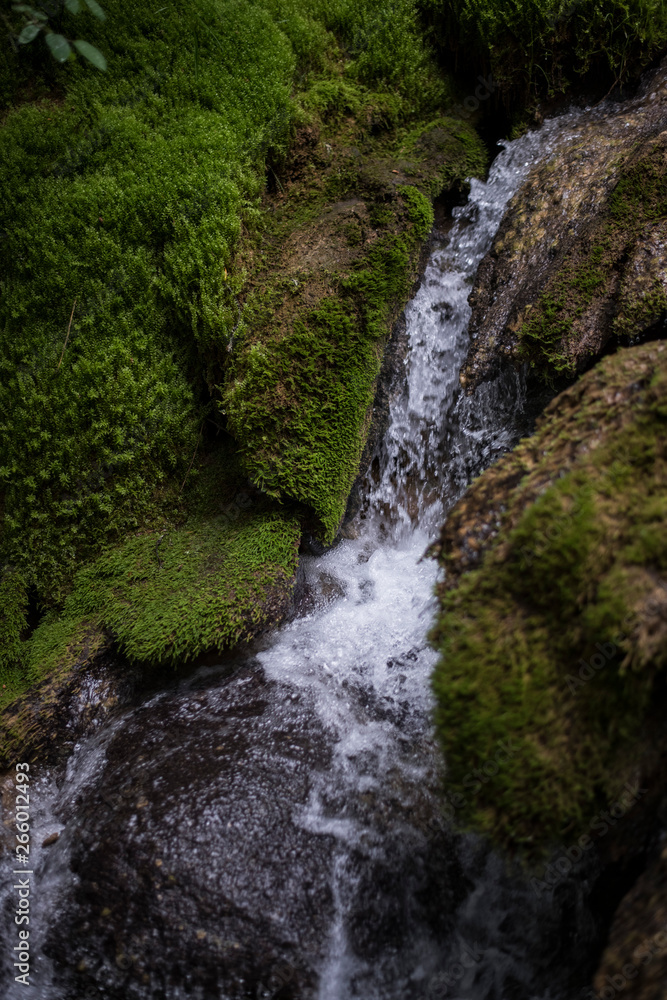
[223, 110, 485, 541]
[430, 342, 667, 854]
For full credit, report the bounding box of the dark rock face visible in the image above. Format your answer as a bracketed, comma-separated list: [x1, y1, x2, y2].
[46, 664, 336, 1000]
[593, 841, 667, 1000]
[460, 59, 667, 391]
[44, 661, 465, 999]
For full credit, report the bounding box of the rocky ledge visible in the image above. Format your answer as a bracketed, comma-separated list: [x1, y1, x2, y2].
[460, 59, 667, 391]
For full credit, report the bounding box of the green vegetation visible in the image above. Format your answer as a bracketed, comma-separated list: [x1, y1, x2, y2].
[222, 115, 484, 541]
[424, 0, 667, 100]
[29, 501, 300, 671]
[7, 0, 108, 72]
[1, 0, 297, 603]
[1, 0, 486, 740]
[431, 343, 667, 853]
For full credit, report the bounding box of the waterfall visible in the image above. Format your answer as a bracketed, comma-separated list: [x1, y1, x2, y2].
[0, 111, 596, 1000]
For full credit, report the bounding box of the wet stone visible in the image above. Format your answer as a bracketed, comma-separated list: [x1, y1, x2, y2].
[45, 665, 336, 1000]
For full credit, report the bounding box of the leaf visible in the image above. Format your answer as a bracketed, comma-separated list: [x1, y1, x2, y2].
[64, 0, 81, 12]
[14, 5, 48, 19]
[45, 32, 72, 61]
[83, 0, 106, 20]
[18, 23, 41, 44]
[73, 39, 107, 70]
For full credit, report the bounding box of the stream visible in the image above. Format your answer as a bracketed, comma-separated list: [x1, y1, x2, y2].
[1, 110, 607, 1000]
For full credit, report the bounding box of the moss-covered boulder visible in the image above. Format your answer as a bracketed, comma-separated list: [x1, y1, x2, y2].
[224, 109, 485, 541]
[430, 341, 667, 853]
[460, 60, 667, 391]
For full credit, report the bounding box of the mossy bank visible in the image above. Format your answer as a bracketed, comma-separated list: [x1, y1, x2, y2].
[430, 342, 667, 854]
[0, 0, 487, 760]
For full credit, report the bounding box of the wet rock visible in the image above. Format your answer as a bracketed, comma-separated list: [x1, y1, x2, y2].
[0, 636, 141, 770]
[46, 664, 335, 999]
[44, 663, 465, 999]
[592, 842, 667, 1000]
[460, 59, 667, 391]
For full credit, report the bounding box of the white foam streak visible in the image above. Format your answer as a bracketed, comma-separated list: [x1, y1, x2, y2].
[256, 120, 570, 1000]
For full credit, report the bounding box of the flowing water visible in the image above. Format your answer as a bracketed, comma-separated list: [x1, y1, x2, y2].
[1, 113, 603, 1000]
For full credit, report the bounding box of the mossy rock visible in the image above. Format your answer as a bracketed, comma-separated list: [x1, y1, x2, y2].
[0, 452, 301, 764]
[430, 342, 667, 854]
[224, 112, 486, 542]
[461, 66, 667, 391]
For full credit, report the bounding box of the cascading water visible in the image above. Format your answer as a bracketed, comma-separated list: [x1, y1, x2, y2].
[1, 112, 602, 1000]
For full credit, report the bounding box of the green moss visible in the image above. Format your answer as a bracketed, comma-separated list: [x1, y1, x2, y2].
[303, 79, 365, 121]
[0, 570, 29, 700]
[224, 272, 388, 542]
[32, 503, 300, 670]
[221, 106, 484, 542]
[399, 115, 488, 198]
[431, 344, 667, 854]
[399, 185, 435, 239]
[0, 0, 299, 603]
[0, 443, 300, 718]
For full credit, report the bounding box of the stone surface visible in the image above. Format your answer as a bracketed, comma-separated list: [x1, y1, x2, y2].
[593, 843, 667, 1000]
[460, 59, 667, 391]
[44, 662, 463, 999]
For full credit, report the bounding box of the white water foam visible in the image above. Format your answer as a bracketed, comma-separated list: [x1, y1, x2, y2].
[255, 118, 573, 1000]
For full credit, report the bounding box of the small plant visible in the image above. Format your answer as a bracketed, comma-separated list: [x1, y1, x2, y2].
[10, 0, 107, 70]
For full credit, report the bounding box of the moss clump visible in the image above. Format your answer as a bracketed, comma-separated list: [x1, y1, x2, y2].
[516, 133, 667, 381]
[430, 343, 667, 854]
[0, 446, 300, 722]
[0, 570, 29, 701]
[223, 112, 485, 541]
[0, 0, 301, 603]
[424, 0, 667, 102]
[32, 503, 300, 669]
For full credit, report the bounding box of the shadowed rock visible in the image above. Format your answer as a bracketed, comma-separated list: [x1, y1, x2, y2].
[460, 59, 667, 391]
